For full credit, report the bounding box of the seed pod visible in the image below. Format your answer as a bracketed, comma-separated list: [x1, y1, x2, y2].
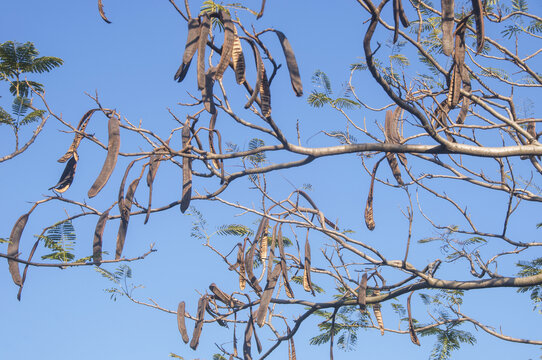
[448, 17, 468, 108]
[88, 112, 120, 198]
[357, 273, 367, 311]
[98, 0, 112, 24]
[202, 67, 217, 114]
[275, 31, 303, 97]
[232, 26, 246, 84]
[456, 65, 471, 124]
[256, 217, 269, 263]
[238, 243, 246, 290]
[180, 119, 192, 213]
[277, 225, 294, 298]
[386, 153, 404, 186]
[197, 13, 211, 90]
[393, 0, 401, 43]
[256, 262, 282, 327]
[253, 320, 263, 353]
[407, 292, 420, 346]
[267, 224, 277, 276]
[257, 0, 266, 19]
[145, 153, 160, 225]
[397, 0, 410, 28]
[214, 10, 234, 80]
[8, 213, 29, 286]
[208, 112, 221, 170]
[50, 153, 78, 193]
[245, 240, 263, 294]
[302, 234, 313, 293]
[287, 325, 297, 360]
[190, 295, 208, 350]
[210, 283, 245, 307]
[93, 208, 110, 264]
[116, 176, 140, 259]
[472, 0, 485, 53]
[372, 289, 385, 336]
[243, 313, 254, 360]
[177, 301, 190, 343]
[364, 160, 381, 231]
[58, 109, 97, 163]
[260, 69, 271, 117]
[244, 39, 264, 110]
[174, 18, 201, 83]
[441, 0, 454, 56]
[384, 108, 405, 185]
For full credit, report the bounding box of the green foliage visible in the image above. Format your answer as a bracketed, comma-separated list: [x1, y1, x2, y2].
[312, 70, 332, 95]
[310, 306, 369, 351]
[212, 354, 227, 360]
[95, 264, 137, 301]
[246, 138, 266, 164]
[516, 257, 542, 312]
[291, 275, 325, 293]
[39, 220, 76, 262]
[216, 224, 254, 237]
[421, 326, 476, 360]
[200, 1, 230, 31]
[169, 353, 184, 359]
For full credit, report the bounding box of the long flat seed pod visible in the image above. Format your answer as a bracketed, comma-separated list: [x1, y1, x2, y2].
[17, 234, 41, 301]
[302, 233, 313, 293]
[177, 301, 190, 344]
[373, 290, 385, 336]
[93, 208, 110, 264]
[88, 112, 120, 198]
[180, 119, 192, 213]
[202, 67, 217, 114]
[407, 292, 421, 346]
[472, 0, 485, 53]
[145, 155, 159, 224]
[277, 225, 294, 298]
[237, 242, 247, 290]
[267, 224, 277, 276]
[210, 283, 244, 307]
[116, 176, 140, 259]
[259, 69, 271, 117]
[190, 295, 208, 350]
[275, 31, 303, 97]
[357, 273, 367, 311]
[174, 18, 201, 83]
[256, 217, 269, 263]
[253, 320, 263, 353]
[364, 160, 381, 231]
[50, 153, 78, 193]
[393, 0, 401, 43]
[257, 0, 266, 19]
[58, 109, 97, 163]
[243, 39, 264, 110]
[98, 0, 112, 24]
[208, 112, 221, 170]
[197, 13, 211, 90]
[456, 65, 471, 124]
[8, 213, 29, 286]
[243, 314, 254, 360]
[397, 0, 410, 27]
[214, 10, 234, 80]
[287, 325, 297, 360]
[386, 153, 404, 186]
[256, 262, 282, 327]
[232, 26, 246, 84]
[245, 240, 263, 294]
[384, 108, 405, 185]
[441, 0, 454, 56]
[448, 17, 468, 108]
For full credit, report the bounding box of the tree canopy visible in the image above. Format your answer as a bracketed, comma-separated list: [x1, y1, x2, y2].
[1, 1, 542, 359]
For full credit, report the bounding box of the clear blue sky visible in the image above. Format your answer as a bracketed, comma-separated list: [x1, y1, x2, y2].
[1, 1, 541, 359]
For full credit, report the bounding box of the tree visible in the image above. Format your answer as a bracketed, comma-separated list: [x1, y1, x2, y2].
[1, 0, 542, 359]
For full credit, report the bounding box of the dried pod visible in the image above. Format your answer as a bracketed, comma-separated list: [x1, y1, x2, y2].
[8, 213, 29, 286]
[88, 112, 120, 198]
[407, 292, 421, 346]
[98, 0, 112, 23]
[386, 153, 404, 186]
[202, 67, 217, 114]
[243, 313, 254, 360]
[245, 240, 263, 294]
[253, 321, 263, 353]
[145, 146, 166, 225]
[373, 289, 385, 336]
[393, 0, 401, 43]
[197, 13, 211, 90]
[256, 217, 269, 263]
[357, 273, 367, 311]
[278, 225, 294, 298]
[397, 0, 410, 27]
[448, 17, 468, 108]
[177, 301, 190, 344]
[384, 109, 405, 185]
[364, 160, 380, 231]
[208, 112, 221, 170]
[302, 234, 313, 293]
[257, 0, 266, 19]
[275, 31, 303, 97]
[237, 243, 247, 290]
[456, 65, 471, 124]
[93, 208, 110, 264]
[58, 109, 97, 163]
[287, 325, 297, 360]
[210, 283, 244, 307]
[441, 0, 454, 56]
[259, 69, 271, 117]
[116, 176, 140, 259]
[472, 0, 485, 53]
[180, 119, 192, 213]
[190, 295, 208, 350]
[50, 153, 78, 193]
[214, 10, 234, 80]
[267, 224, 277, 276]
[256, 263, 282, 327]
[244, 39, 264, 111]
[232, 26, 246, 84]
[174, 18, 201, 83]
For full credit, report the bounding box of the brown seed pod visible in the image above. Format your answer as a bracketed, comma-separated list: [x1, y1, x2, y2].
[145, 154, 161, 225]
[237, 243, 246, 290]
[257, 0, 266, 19]
[214, 10, 234, 80]
[373, 289, 385, 336]
[287, 325, 297, 360]
[384, 108, 405, 185]
[58, 109, 97, 163]
[302, 233, 313, 293]
[448, 16, 469, 108]
[253, 319, 263, 353]
[202, 67, 217, 114]
[357, 272, 367, 311]
[93, 208, 110, 264]
[267, 224, 277, 276]
[441, 0, 455, 56]
[180, 119, 192, 213]
[259, 69, 271, 117]
[177, 301, 190, 344]
[116, 176, 140, 260]
[232, 26, 246, 84]
[393, 0, 401, 43]
[256, 262, 282, 327]
[209, 283, 244, 307]
[277, 225, 294, 298]
[190, 295, 208, 350]
[88, 112, 120, 198]
[208, 112, 221, 171]
[50, 153, 78, 193]
[364, 160, 381, 231]
[174, 18, 201, 83]
[98, 0, 112, 24]
[243, 313, 254, 360]
[243, 38, 264, 111]
[256, 217, 269, 263]
[275, 31, 303, 97]
[197, 13, 211, 91]
[245, 240, 263, 295]
[386, 152, 404, 186]
[456, 65, 471, 124]
[397, 0, 410, 27]
[472, 0, 485, 53]
[407, 292, 421, 346]
[8, 213, 29, 286]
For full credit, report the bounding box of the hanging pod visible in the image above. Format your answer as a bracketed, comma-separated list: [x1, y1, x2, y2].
[260, 69, 271, 117]
[364, 159, 381, 230]
[441, 0, 454, 56]
[372, 289, 385, 335]
[197, 13, 211, 90]
[190, 295, 208, 350]
[180, 119, 192, 213]
[214, 9, 235, 80]
[58, 109, 97, 163]
[256, 262, 282, 327]
[88, 111, 121, 198]
[472, 0, 485, 53]
[407, 292, 421, 345]
[277, 224, 294, 298]
[384, 107, 405, 185]
[50, 153, 78, 193]
[97, 0, 112, 23]
[116, 175, 141, 260]
[177, 301, 190, 344]
[8, 213, 30, 286]
[302, 232, 314, 293]
[202, 67, 217, 114]
[144, 143, 167, 224]
[243, 38, 265, 111]
[275, 31, 303, 97]
[93, 208, 110, 264]
[232, 26, 246, 84]
[174, 18, 201, 83]
[447, 16, 469, 108]
[244, 240, 263, 294]
[357, 272, 368, 311]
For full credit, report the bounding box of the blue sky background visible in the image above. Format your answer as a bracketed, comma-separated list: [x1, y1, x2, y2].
[1, 1, 542, 359]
